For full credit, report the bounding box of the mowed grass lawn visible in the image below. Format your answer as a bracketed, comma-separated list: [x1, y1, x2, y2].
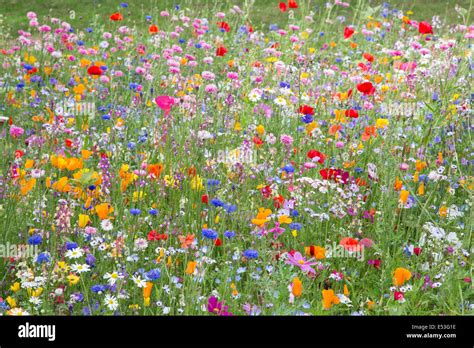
[0, 0, 472, 41]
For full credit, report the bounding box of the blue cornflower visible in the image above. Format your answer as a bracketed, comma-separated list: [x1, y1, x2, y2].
[145, 268, 161, 281]
[224, 231, 235, 239]
[243, 249, 258, 259]
[28, 235, 42, 245]
[202, 228, 218, 240]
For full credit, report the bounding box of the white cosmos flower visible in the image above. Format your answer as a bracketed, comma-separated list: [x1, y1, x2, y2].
[101, 219, 113, 231]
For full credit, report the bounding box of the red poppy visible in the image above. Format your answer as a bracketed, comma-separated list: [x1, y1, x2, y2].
[247, 24, 254, 33]
[414, 247, 422, 256]
[216, 46, 228, 57]
[307, 150, 326, 164]
[65, 139, 73, 148]
[345, 109, 359, 118]
[214, 238, 222, 246]
[15, 149, 24, 158]
[418, 21, 433, 35]
[340, 237, 361, 252]
[320, 168, 349, 184]
[201, 194, 209, 204]
[149, 24, 159, 34]
[217, 21, 230, 32]
[253, 136, 263, 147]
[87, 65, 103, 76]
[279, 2, 287, 12]
[358, 62, 369, 71]
[343, 26, 355, 39]
[273, 194, 284, 209]
[288, 0, 298, 9]
[356, 81, 375, 95]
[109, 13, 123, 21]
[363, 53, 374, 62]
[299, 104, 314, 115]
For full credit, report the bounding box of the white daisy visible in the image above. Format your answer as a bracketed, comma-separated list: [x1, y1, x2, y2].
[70, 263, 91, 273]
[65, 248, 84, 259]
[104, 295, 118, 311]
[104, 271, 124, 285]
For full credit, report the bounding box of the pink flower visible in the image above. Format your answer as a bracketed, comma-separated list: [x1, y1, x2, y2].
[10, 125, 24, 138]
[285, 252, 317, 275]
[280, 134, 293, 146]
[155, 96, 175, 116]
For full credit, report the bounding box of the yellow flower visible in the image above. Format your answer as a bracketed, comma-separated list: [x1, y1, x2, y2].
[10, 282, 20, 292]
[185, 261, 197, 275]
[256, 124, 265, 135]
[78, 214, 90, 228]
[251, 207, 272, 227]
[6, 296, 17, 308]
[190, 175, 204, 191]
[67, 274, 80, 285]
[278, 215, 292, 224]
[375, 118, 389, 129]
[399, 190, 409, 204]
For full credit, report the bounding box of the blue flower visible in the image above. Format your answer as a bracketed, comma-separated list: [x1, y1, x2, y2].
[210, 198, 224, 207]
[91, 284, 107, 293]
[224, 231, 235, 239]
[243, 249, 258, 259]
[66, 242, 78, 250]
[202, 228, 218, 240]
[148, 209, 158, 216]
[28, 235, 42, 245]
[130, 208, 141, 216]
[145, 268, 161, 281]
[289, 222, 302, 231]
[283, 164, 294, 173]
[301, 114, 313, 124]
[36, 252, 50, 264]
[85, 254, 96, 267]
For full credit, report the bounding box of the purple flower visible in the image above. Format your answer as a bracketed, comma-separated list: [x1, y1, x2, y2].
[207, 296, 232, 316]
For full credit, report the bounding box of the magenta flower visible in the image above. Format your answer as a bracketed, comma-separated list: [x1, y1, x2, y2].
[285, 252, 317, 275]
[207, 296, 232, 316]
[10, 125, 24, 138]
[155, 96, 175, 116]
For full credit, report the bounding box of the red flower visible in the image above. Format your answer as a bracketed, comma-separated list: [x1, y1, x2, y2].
[358, 62, 369, 71]
[149, 24, 159, 34]
[356, 81, 375, 95]
[87, 65, 103, 76]
[217, 22, 230, 32]
[418, 21, 433, 35]
[394, 291, 404, 301]
[288, 0, 298, 9]
[201, 194, 209, 204]
[307, 150, 326, 164]
[109, 13, 123, 21]
[279, 2, 287, 12]
[299, 104, 314, 115]
[261, 185, 272, 198]
[343, 26, 355, 39]
[65, 139, 73, 148]
[345, 109, 359, 118]
[216, 46, 228, 57]
[214, 238, 222, 246]
[273, 194, 284, 209]
[414, 247, 422, 256]
[15, 149, 24, 158]
[363, 53, 374, 62]
[253, 136, 263, 147]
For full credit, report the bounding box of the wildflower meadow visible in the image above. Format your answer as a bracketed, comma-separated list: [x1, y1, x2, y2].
[0, 0, 472, 317]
